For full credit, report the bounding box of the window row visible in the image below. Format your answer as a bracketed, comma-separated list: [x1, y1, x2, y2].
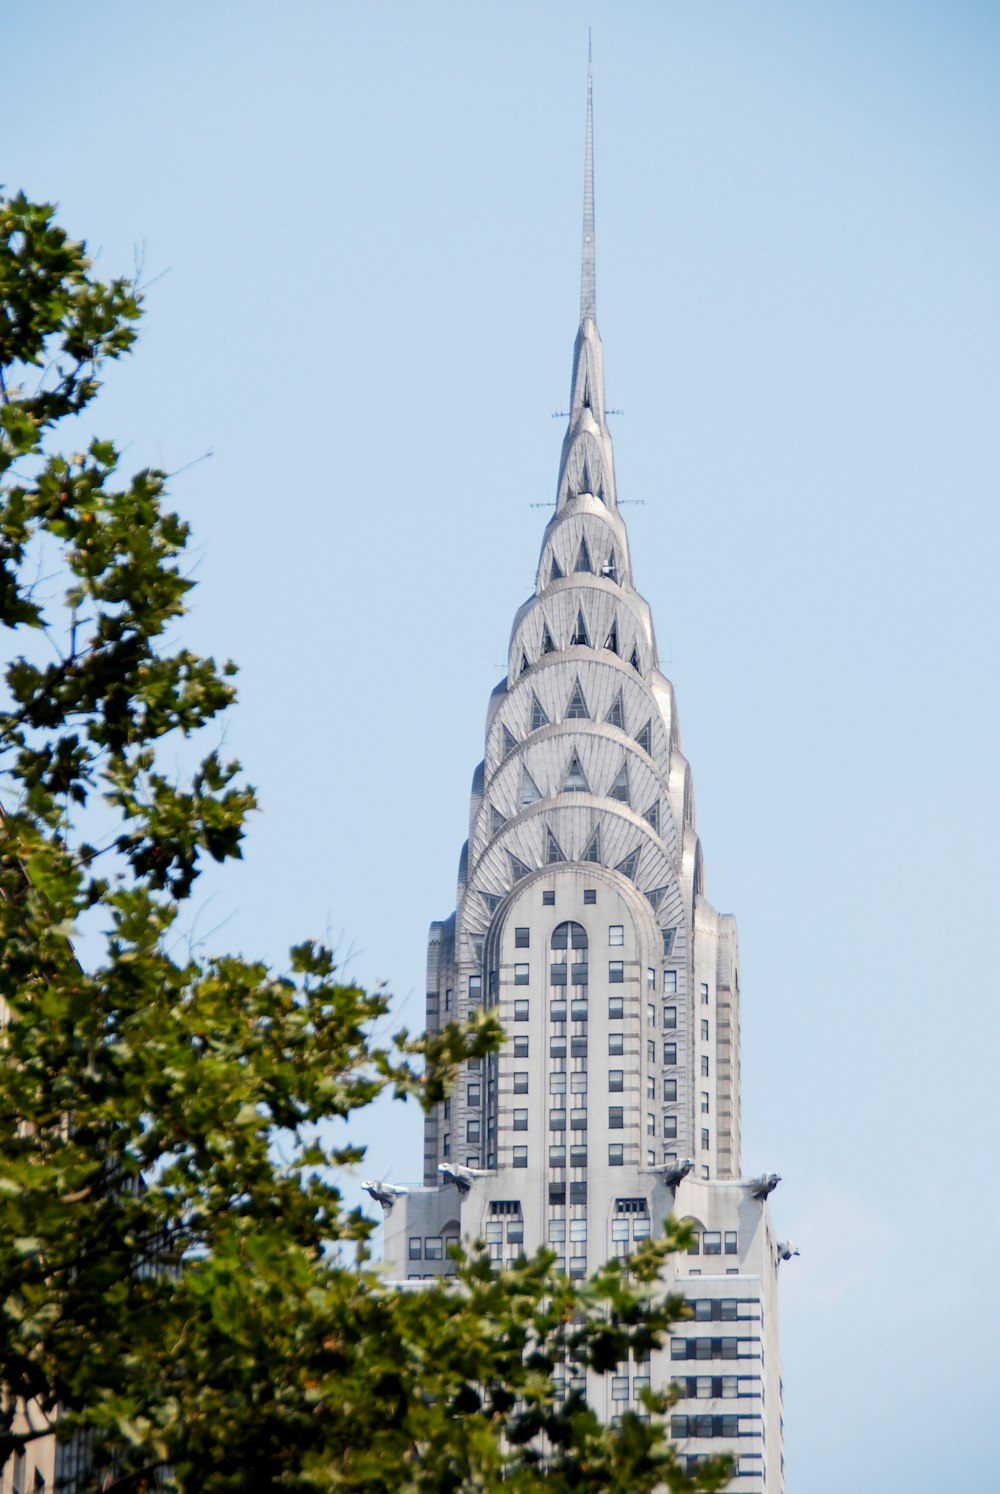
[687, 1231, 738, 1256]
[670, 1338, 759, 1361]
[672, 1376, 760, 1400]
[683, 1298, 753, 1321]
[408, 1235, 459, 1260]
[671, 1415, 761, 1439]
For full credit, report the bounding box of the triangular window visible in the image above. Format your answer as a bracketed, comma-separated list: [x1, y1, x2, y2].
[581, 826, 601, 864]
[490, 805, 506, 836]
[520, 768, 542, 807]
[635, 720, 651, 754]
[550, 553, 564, 582]
[546, 828, 566, 865]
[662, 928, 676, 956]
[609, 763, 630, 804]
[570, 609, 590, 647]
[472, 937, 484, 963]
[604, 619, 619, 655]
[580, 456, 592, 495]
[530, 694, 549, 731]
[582, 373, 592, 409]
[480, 891, 500, 913]
[566, 679, 589, 720]
[630, 645, 642, 674]
[502, 725, 517, 758]
[602, 549, 618, 582]
[563, 751, 589, 794]
[644, 887, 667, 913]
[575, 535, 593, 574]
[643, 800, 660, 833]
[596, 480, 606, 505]
[508, 852, 532, 883]
[542, 623, 556, 655]
[615, 848, 640, 882]
[520, 652, 530, 674]
[606, 691, 625, 730]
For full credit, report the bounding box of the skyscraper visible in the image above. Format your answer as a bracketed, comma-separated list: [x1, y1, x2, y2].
[376, 62, 787, 1494]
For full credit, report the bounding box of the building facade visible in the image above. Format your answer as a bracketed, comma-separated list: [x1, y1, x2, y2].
[375, 65, 788, 1494]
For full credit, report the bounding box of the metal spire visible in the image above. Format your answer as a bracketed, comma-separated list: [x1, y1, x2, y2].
[580, 38, 596, 323]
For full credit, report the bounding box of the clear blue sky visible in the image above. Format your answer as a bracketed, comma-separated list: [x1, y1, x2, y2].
[6, 3, 999, 1489]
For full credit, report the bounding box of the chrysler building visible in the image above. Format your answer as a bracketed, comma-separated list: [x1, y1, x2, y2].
[375, 62, 787, 1493]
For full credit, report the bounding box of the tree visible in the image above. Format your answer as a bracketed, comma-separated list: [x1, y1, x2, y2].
[0, 192, 732, 1494]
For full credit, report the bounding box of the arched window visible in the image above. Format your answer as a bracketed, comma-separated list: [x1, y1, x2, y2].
[550, 921, 588, 1012]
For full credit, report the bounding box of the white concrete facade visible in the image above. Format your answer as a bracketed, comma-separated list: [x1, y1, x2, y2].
[376, 64, 786, 1494]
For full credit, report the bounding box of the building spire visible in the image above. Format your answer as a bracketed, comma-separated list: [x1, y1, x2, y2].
[580, 40, 596, 324]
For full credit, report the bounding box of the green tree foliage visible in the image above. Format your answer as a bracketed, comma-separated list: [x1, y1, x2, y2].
[0, 193, 732, 1493]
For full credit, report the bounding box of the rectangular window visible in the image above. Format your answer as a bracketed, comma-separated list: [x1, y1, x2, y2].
[550, 1037, 567, 1057]
[609, 960, 624, 983]
[647, 1002, 656, 1026]
[609, 1069, 624, 1092]
[570, 1037, 587, 1057]
[513, 1036, 528, 1058]
[513, 1109, 528, 1131]
[663, 1079, 677, 1102]
[408, 1237, 421, 1260]
[663, 1006, 677, 1029]
[570, 1071, 587, 1093]
[443, 1132, 450, 1157]
[443, 1099, 451, 1120]
[513, 1072, 528, 1093]
[570, 1109, 587, 1130]
[700, 1020, 709, 1041]
[609, 1144, 624, 1166]
[609, 1107, 624, 1129]
[724, 1232, 738, 1255]
[515, 927, 530, 948]
[549, 1111, 566, 1131]
[548, 1182, 566, 1203]
[445, 988, 453, 1011]
[583, 889, 597, 905]
[646, 1113, 656, 1136]
[663, 970, 677, 993]
[609, 996, 624, 1019]
[612, 1376, 629, 1402]
[670, 1339, 687, 1361]
[700, 982, 709, 1004]
[609, 1032, 624, 1055]
[467, 1119, 480, 1142]
[550, 1001, 567, 1021]
[663, 1115, 677, 1139]
[701, 1092, 710, 1113]
[512, 1146, 528, 1168]
[514, 1000, 529, 1021]
[514, 963, 529, 985]
[549, 1145, 566, 1166]
[543, 890, 555, 906]
[703, 1232, 722, 1256]
[647, 967, 656, 991]
[647, 1039, 655, 1062]
[467, 1085, 481, 1106]
[469, 974, 482, 1001]
[701, 1128, 710, 1151]
[701, 1165, 710, 1180]
[663, 1042, 676, 1065]
[570, 1145, 587, 1167]
[550, 963, 567, 986]
[549, 1072, 566, 1093]
[569, 1181, 587, 1203]
[424, 1237, 443, 1259]
[609, 924, 624, 947]
[647, 1076, 656, 1099]
[700, 1055, 709, 1077]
